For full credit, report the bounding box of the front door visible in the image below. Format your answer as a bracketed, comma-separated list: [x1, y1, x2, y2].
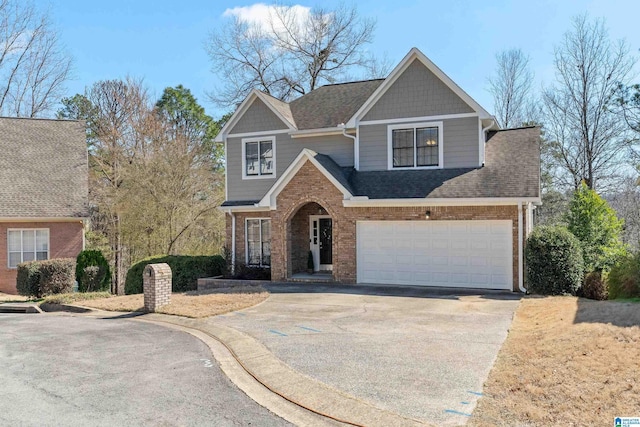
[310, 216, 332, 271]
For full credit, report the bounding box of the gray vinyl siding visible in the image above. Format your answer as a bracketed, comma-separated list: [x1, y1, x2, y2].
[228, 99, 289, 134]
[358, 117, 480, 171]
[226, 133, 354, 201]
[362, 60, 474, 121]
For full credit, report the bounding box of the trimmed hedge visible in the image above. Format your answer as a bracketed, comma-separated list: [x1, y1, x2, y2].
[76, 250, 111, 292]
[525, 225, 584, 295]
[607, 252, 640, 299]
[16, 262, 42, 297]
[125, 255, 225, 295]
[16, 258, 76, 297]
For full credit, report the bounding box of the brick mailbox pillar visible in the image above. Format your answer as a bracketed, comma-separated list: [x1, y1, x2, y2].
[143, 263, 172, 312]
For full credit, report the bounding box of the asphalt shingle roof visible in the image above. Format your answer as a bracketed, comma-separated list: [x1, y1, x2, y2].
[348, 126, 541, 199]
[289, 79, 384, 130]
[0, 117, 89, 218]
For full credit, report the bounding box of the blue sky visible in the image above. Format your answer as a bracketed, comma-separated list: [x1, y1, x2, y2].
[48, 0, 640, 119]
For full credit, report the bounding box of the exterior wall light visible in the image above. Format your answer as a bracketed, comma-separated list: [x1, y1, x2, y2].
[425, 210, 431, 219]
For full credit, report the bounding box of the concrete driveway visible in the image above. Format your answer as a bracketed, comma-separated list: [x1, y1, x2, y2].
[213, 284, 520, 426]
[0, 314, 290, 427]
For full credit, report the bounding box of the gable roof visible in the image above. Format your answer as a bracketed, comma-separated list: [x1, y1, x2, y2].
[257, 148, 354, 209]
[346, 47, 493, 127]
[215, 47, 493, 141]
[215, 90, 296, 142]
[0, 117, 88, 218]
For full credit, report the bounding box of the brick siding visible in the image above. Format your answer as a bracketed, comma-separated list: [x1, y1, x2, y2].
[0, 220, 84, 294]
[226, 160, 527, 291]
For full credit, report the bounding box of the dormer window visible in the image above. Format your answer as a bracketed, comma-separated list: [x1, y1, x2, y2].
[388, 122, 443, 169]
[242, 136, 276, 179]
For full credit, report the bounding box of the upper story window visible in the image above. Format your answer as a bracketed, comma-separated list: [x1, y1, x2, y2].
[388, 122, 443, 169]
[8, 229, 49, 268]
[242, 136, 276, 179]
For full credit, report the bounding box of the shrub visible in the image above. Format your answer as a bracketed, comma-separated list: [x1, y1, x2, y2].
[581, 271, 608, 300]
[607, 252, 640, 299]
[525, 225, 584, 295]
[125, 255, 226, 294]
[231, 263, 271, 280]
[16, 261, 42, 298]
[565, 182, 627, 271]
[81, 266, 107, 293]
[38, 259, 76, 296]
[76, 250, 111, 292]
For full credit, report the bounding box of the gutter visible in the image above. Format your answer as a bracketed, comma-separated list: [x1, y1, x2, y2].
[338, 123, 358, 170]
[518, 202, 526, 293]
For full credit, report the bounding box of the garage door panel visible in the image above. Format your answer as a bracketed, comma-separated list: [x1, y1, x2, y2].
[357, 220, 512, 290]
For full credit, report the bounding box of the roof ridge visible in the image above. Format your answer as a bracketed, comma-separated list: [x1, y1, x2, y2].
[0, 116, 81, 123]
[319, 78, 386, 88]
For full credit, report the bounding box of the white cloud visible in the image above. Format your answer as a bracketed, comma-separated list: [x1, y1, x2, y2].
[223, 3, 311, 33]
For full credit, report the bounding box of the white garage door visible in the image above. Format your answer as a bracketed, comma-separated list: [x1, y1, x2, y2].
[357, 220, 513, 290]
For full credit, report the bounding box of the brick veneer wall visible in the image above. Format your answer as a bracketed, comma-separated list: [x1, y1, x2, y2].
[226, 160, 529, 291]
[0, 220, 84, 294]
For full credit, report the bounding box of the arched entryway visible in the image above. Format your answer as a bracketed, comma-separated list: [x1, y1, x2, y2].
[287, 201, 333, 278]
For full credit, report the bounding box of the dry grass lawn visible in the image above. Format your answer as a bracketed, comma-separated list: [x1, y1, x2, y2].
[78, 286, 269, 318]
[471, 296, 640, 426]
[0, 292, 28, 302]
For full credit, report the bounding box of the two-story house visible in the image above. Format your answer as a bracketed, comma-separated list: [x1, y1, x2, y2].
[0, 117, 88, 294]
[216, 48, 540, 292]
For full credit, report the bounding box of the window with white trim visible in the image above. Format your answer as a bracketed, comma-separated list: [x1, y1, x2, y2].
[246, 219, 271, 267]
[242, 136, 275, 179]
[8, 229, 49, 268]
[388, 122, 443, 169]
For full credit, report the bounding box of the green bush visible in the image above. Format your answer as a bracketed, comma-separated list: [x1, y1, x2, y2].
[81, 266, 107, 293]
[607, 252, 640, 299]
[125, 255, 226, 294]
[581, 271, 608, 300]
[38, 259, 76, 296]
[525, 225, 585, 295]
[16, 261, 42, 298]
[76, 250, 111, 292]
[565, 183, 627, 271]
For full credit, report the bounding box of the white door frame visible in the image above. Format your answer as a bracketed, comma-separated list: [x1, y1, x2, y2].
[309, 215, 332, 271]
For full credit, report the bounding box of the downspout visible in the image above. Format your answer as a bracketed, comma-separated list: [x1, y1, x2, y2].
[231, 211, 236, 274]
[518, 202, 526, 293]
[340, 123, 358, 170]
[480, 119, 495, 166]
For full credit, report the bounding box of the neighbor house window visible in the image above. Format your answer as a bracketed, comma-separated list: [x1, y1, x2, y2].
[246, 219, 270, 267]
[388, 122, 442, 169]
[7, 229, 49, 268]
[243, 136, 275, 179]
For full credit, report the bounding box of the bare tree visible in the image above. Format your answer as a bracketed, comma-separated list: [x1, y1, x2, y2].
[85, 78, 151, 295]
[0, 1, 72, 117]
[542, 15, 636, 191]
[206, 3, 381, 107]
[488, 48, 534, 128]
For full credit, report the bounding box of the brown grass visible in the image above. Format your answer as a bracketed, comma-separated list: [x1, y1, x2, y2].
[78, 286, 269, 318]
[471, 296, 640, 426]
[0, 292, 28, 302]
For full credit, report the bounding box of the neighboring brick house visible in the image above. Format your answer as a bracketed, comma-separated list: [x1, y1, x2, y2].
[216, 48, 540, 292]
[0, 117, 88, 294]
